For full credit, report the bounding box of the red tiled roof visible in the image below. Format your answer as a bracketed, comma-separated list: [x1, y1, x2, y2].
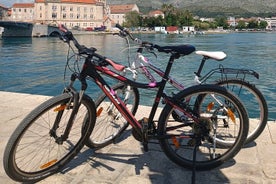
[149, 10, 164, 16]
[13, 3, 34, 8]
[61, 0, 97, 4]
[110, 4, 137, 14]
[35, 0, 97, 4]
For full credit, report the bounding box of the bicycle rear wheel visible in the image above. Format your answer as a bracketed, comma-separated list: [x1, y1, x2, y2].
[216, 79, 268, 144]
[85, 83, 139, 148]
[158, 84, 249, 170]
[3, 93, 96, 182]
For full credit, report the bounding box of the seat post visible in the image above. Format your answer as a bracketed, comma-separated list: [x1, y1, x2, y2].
[195, 56, 208, 77]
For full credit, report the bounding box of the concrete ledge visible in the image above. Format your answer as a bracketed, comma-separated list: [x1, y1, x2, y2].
[0, 91, 275, 184]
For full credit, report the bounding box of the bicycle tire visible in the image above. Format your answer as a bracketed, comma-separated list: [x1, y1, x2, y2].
[158, 84, 249, 170]
[216, 79, 268, 144]
[85, 83, 139, 148]
[3, 93, 96, 182]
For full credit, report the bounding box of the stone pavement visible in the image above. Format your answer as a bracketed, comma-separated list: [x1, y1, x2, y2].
[0, 91, 275, 184]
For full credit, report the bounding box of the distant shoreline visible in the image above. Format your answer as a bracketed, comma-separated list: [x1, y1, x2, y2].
[70, 29, 275, 36]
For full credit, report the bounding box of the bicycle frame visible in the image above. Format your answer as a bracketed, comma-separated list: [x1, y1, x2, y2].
[72, 52, 199, 140]
[130, 47, 259, 92]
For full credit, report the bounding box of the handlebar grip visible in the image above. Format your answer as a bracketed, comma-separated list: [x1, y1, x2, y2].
[115, 24, 137, 41]
[58, 24, 69, 33]
[115, 24, 125, 31]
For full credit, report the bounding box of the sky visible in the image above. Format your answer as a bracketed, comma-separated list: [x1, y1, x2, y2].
[1, 0, 34, 7]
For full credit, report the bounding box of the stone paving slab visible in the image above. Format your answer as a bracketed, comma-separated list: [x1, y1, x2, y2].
[0, 91, 275, 184]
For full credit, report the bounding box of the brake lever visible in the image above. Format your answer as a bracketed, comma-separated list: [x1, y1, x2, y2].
[146, 47, 157, 59]
[59, 34, 69, 43]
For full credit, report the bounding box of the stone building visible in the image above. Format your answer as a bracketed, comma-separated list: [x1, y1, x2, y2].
[109, 4, 139, 26]
[34, 0, 105, 29]
[6, 0, 106, 30]
[0, 4, 9, 20]
[10, 3, 34, 22]
[265, 17, 276, 30]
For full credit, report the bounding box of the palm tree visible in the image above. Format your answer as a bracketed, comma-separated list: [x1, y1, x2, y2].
[161, 3, 176, 16]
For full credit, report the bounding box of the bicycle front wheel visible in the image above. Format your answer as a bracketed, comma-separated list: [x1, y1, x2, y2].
[85, 83, 139, 148]
[3, 93, 96, 182]
[158, 84, 249, 170]
[216, 79, 268, 144]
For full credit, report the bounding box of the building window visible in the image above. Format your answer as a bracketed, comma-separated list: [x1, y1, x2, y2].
[52, 5, 57, 11]
[62, 6, 66, 11]
[40, 13, 42, 18]
[77, 7, 80, 12]
[52, 12, 57, 18]
[63, 13, 66, 19]
[40, 6, 42, 11]
[77, 14, 80, 19]
[70, 13, 73, 18]
[70, 7, 73, 11]
[13, 8, 16, 12]
[24, 9, 27, 13]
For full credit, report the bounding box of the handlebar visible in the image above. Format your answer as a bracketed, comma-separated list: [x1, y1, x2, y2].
[114, 24, 195, 56]
[58, 24, 125, 71]
[115, 24, 155, 50]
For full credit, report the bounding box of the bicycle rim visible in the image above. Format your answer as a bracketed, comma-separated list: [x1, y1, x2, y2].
[3, 93, 96, 182]
[217, 79, 268, 144]
[86, 83, 139, 148]
[158, 85, 248, 170]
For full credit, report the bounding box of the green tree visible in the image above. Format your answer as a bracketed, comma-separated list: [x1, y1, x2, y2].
[124, 11, 141, 27]
[259, 20, 268, 29]
[161, 3, 177, 26]
[236, 20, 246, 30]
[161, 3, 176, 17]
[155, 15, 165, 26]
[178, 10, 193, 26]
[215, 16, 229, 29]
[247, 20, 258, 29]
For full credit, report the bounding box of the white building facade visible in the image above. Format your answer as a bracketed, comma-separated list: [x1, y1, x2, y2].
[265, 17, 276, 30]
[34, 0, 105, 29]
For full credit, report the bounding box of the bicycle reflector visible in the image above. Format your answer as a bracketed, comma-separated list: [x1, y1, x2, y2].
[97, 107, 103, 117]
[227, 108, 236, 123]
[171, 136, 180, 149]
[54, 105, 67, 112]
[40, 159, 57, 169]
[207, 102, 214, 112]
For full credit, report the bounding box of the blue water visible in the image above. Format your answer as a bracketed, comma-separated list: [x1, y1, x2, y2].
[0, 32, 275, 120]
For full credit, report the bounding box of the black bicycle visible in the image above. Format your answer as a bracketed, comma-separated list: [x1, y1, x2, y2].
[85, 25, 267, 149]
[3, 24, 249, 183]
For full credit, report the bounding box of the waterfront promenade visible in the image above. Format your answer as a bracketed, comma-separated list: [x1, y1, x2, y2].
[0, 91, 275, 184]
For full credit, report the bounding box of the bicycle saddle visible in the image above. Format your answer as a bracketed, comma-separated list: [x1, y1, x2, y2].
[155, 44, 196, 56]
[195, 51, 227, 61]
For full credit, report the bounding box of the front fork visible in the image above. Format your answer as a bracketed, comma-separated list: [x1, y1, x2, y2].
[50, 72, 87, 144]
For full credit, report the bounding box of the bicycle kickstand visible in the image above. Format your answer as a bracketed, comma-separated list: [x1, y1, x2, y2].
[191, 137, 201, 184]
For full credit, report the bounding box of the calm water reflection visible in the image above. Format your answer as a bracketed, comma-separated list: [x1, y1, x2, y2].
[0, 32, 275, 120]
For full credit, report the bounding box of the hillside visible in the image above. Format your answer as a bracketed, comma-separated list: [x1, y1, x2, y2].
[107, 0, 276, 17]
